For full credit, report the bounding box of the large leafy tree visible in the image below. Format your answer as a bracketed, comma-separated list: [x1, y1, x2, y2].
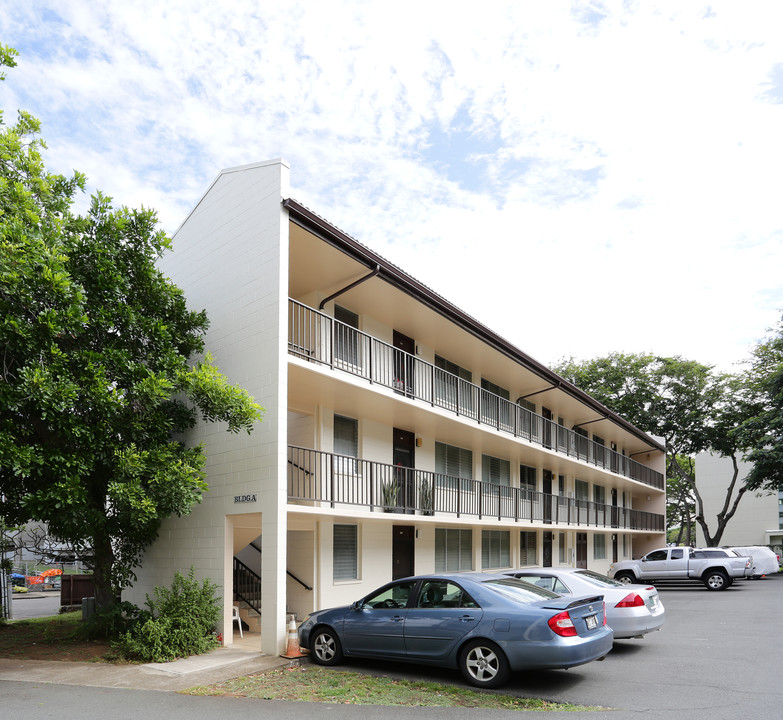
[554, 352, 754, 546]
[740, 314, 783, 493]
[0, 46, 263, 613]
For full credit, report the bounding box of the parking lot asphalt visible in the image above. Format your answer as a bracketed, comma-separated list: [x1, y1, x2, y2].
[2, 574, 782, 719]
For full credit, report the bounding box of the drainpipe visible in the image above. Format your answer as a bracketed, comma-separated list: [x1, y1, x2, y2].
[319, 265, 381, 310]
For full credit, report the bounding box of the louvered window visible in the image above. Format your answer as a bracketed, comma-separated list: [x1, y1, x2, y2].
[519, 531, 537, 566]
[435, 442, 473, 490]
[481, 529, 510, 569]
[435, 528, 473, 572]
[333, 524, 358, 581]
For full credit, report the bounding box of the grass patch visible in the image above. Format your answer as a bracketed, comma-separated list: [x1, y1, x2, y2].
[186, 665, 599, 711]
[0, 612, 110, 662]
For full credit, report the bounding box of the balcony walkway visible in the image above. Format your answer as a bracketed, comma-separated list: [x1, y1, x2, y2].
[289, 299, 664, 491]
[288, 445, 665, 532]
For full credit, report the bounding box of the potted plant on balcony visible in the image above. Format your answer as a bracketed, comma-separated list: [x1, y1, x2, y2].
[419, 478, 433, 516]
[381, 479, 399, 512]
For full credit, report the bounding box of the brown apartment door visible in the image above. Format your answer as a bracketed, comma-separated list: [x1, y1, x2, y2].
[542, 470, 553, 524]
[393, 330, 415, 397]
[392, 526, 415, 580]
[393, 427, 415, 514]
[542, 532, 553, 567]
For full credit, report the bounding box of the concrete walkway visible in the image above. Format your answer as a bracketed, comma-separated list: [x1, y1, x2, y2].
[0, 646, 301, 692]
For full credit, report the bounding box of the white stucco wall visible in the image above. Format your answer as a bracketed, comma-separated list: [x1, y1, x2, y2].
[695, 451, 779, 546]
[128, 160, 290, 655]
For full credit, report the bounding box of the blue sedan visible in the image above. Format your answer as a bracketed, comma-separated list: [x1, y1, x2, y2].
[298, 572, 613, 688]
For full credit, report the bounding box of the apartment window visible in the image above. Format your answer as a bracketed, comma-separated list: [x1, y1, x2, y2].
[435, 442, 473, 490]
[558, 532, 566, 563]
[435, 528, 473, 572]
[593, 434, 606, 467]
[517, 397, 536, 437]
[593, 533, 606, 560]
[434, 355, 473, 413]
[575, 479, 589, 501]
[334, 415, 358, 472]
[482, 529, 510, 569]
[520, 531, 537, 566]
[334, 305, 359, 366]
[593, 484, 606, 505]
[333, 524, 358, 581]
[520, 464, 536, 501]
[481, 378, 510, 427]
[482, 455, 510, 486]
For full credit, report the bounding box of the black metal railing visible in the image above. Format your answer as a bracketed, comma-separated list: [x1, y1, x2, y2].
[233, 557, 262, 613]
[287, 445, 665, 532]
[289, 299, 664, 491]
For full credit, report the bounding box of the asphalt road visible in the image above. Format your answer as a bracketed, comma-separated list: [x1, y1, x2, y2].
[10, 591, 62, 620]
[2, 574, 781, 719]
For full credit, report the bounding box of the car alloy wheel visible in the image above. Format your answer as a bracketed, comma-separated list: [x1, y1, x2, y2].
[311, 627, 343, 665]
[460, 639, 510, 688]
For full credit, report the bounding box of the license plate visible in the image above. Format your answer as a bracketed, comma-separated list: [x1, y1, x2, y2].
[585, 614, 598, 630]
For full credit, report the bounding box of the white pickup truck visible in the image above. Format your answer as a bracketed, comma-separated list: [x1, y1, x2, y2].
[608, 546, 751, 591]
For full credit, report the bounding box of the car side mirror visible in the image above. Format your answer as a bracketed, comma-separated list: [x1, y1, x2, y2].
[641, 557, 646, 562]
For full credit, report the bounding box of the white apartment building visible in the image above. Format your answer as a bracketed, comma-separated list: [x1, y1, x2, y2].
[695, 451, 782, 550]
[127, 159, 666, 655]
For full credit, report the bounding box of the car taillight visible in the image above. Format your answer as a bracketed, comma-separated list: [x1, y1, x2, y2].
[615, 593, 645, 608]
[548, 611, 577, 637]
[603, 601, 607, 625]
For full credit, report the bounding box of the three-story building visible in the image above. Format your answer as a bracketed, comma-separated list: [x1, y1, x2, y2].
[126, 159, 666, 655]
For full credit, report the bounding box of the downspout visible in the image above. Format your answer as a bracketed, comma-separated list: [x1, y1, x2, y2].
[319, 265, 381, 310]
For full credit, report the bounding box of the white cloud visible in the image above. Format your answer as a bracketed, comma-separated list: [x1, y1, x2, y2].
[2, 0, 783, 371]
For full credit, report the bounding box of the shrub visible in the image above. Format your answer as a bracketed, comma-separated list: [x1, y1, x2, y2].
[114, 567, 220, 662]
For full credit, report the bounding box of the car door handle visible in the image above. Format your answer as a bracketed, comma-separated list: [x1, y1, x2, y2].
[392, 615, 404, 622]
[459, 615, 475, 622]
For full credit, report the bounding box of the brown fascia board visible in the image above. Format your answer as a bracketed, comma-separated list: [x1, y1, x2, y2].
[283, 198, 665, 454]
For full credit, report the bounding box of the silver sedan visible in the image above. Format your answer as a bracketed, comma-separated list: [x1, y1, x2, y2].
[505, 568, 664, 639]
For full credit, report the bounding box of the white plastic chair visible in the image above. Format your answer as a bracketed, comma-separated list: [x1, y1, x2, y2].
[232, 604, 243, 638]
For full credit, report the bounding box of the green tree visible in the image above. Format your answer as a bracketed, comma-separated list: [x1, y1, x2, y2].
[0, 45, 263, 615]
[740, 314, 783, 493]
[554, 352, 752, 546]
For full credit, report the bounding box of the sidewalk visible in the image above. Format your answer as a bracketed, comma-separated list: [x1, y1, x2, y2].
[0, 645, 301, 692]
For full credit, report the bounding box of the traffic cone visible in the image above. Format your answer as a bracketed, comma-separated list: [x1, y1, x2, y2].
[281, 616, 306, 658]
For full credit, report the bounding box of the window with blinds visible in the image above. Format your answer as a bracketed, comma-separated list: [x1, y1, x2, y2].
[333, 524, 358, 581]
[434, 355, 473, 412]
[335, 305, 359, 366]
[480, 378, 510, 427]
[482, 455, 510, 485]
[519, 531, 537, 566]
[520, 464, 536, 498]
[575, 479, 589, 501]
[334, 414, 358, 473]
[558, 532, 566, 563]
[593, 533, 606, 560]
[593, 484, 606, 505]
[435, 528, 473, 572]
[481, 529, 510, 569]
[435, 442, 473, 490]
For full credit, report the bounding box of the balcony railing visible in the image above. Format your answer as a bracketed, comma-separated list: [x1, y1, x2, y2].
[288, 446, 665, 532]
[289, 299, 664, 491]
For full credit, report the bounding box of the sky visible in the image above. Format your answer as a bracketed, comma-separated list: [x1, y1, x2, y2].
[3, 1, 783, 374]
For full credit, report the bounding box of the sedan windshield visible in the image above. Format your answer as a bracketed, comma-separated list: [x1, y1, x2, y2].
[573, 570, 625, 588]
[483, 578, 560, 603]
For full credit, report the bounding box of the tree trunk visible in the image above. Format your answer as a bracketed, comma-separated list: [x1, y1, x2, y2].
[91, 527, 117, 612]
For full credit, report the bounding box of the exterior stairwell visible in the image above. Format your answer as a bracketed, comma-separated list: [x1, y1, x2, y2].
[233, 557, 262, 633]
[233, 543, 313, 635]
